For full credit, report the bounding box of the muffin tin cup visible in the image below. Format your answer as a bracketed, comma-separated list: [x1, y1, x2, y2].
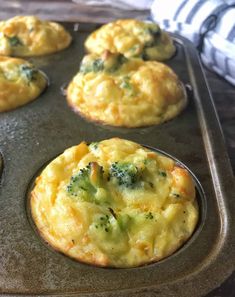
[25, 145, 205, 270]
[0, 22, 235, 297]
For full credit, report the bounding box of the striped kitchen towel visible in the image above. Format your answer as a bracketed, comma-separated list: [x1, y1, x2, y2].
[151, 0, 235, 86]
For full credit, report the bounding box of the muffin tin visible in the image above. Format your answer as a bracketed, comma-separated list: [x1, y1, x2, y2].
[0, 22, 235, 297]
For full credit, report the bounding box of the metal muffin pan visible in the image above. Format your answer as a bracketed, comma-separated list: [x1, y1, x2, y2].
[0, 22, 234, 297]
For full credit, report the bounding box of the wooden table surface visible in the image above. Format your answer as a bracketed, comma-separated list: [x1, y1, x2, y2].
[0, 2, 234, 296]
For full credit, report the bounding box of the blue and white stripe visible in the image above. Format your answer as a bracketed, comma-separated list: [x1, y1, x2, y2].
[151, 0, 235, 86]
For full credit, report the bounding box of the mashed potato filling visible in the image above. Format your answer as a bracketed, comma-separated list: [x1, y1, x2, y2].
[0, 56, 47, 112]
[67, 51, 187, 127]
[0, 16, 72, 56]
[31, 138, 198, 268]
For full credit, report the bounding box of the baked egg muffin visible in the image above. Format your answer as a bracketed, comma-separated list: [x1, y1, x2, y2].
[31, 138, 199, 268]
[85, 19, 175, 61]
[0, 56, 47, 112]
[0, 16, 72, 56]
[67, 51, 187, 127]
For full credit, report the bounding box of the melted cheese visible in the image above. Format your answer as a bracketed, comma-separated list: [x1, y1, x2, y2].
[31, 138, 198, 268]
[0, 16, 72, 56]
[0, 56, 47, 112]
[67, 52, 187, 127]
[85, 19, 175, 61]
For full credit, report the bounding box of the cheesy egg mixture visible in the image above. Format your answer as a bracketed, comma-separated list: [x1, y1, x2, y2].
[31, 138, 198, 268]
[0, 16, 72, 56]
[85, 19, 175, 61]
[67, 51, 187, 127]
[0, 56, 47, 112]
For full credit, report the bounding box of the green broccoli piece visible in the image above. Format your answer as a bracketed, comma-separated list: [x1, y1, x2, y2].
[145, 212, 154, 220]
[19, 65, 38, 83]
[109, 162, 141, 188]
[89, 213, 130, 254]
[120, 76, 132, 90]
[89, 142, 99, 151]
[173, 193, 181, 199]
[129, 44, 140, 55]
[159, 171, 167, 177]
[146, 25, 161, 39]
[106, 53, 127, 73]
[67, 162, 107, 204]
[117, 213, 132, 230]
[91, 59, 104, 72]
[94, 214, 111, 232]
[80, 53, 127, 74]
[141, 24, 162, 60]
[6, 35, 23, 47]
[80, 58, 104, 74]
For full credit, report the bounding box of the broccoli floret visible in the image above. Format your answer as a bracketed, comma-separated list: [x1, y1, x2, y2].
[105, 53, 127, 73]
[117, 213, 132, 230]
[146, 25, 161, 39]
[129, 44, 140, 55]
[109, 162, 141, 188]
[89, 142, 99, 150]
[141, 24, 162, 59]
[80, 53, 127, 74]
[173, 193, 181, 199]
[145, 212, 154, 220]
[80, 58, 104, 74]
[159, 171, 167, 177]
[89, 213, 130, 254]
[94, 214, 111, 232]
[6, 35, 23, 47]
[67, 162, 107, 203]
[145, 24, 161, 46]
[120, 76, 132, 89]
[19, 65, 38, 83]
